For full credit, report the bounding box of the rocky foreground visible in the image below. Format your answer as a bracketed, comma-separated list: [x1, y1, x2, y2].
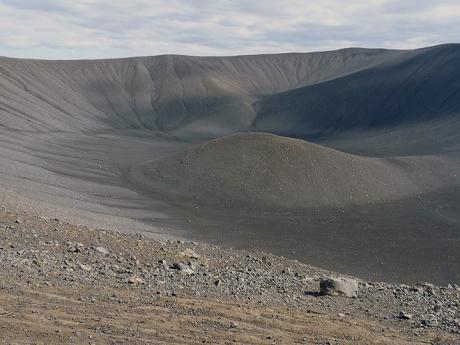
[0, 208, 459, 344]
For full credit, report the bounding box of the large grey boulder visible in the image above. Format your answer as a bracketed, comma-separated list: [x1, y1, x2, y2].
[319, 277, 359, 298]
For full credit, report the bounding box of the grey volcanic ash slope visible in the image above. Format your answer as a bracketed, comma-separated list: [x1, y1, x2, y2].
[0, 48, 405, 137]
[138, 133, 460, 210]
[1, 45, 460, 144]
[255, 44, 460, 139]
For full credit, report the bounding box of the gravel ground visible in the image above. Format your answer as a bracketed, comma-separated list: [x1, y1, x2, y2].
[0, 207, 459, 344]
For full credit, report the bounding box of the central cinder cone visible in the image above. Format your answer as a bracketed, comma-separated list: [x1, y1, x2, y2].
[140, 132, 426, 209]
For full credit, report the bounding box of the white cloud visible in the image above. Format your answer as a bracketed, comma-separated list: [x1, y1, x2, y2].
[0, 0, 458, 59]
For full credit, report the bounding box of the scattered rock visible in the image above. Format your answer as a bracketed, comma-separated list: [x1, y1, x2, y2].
[421, 316, 438, 328]
[95, 247, 109, 255]
[170, 262, 186, 270]
[417, 282, 436, 295]
[179, 248, 200, 259]
[127, 276, 145, 285]
[398, 311, 413, 320]
[158, 259, 168, 269]
[182, 267, 195, 275]
[320, 277, 359, 298]
[409, 286, 423, 293]
[67, 241, 84, 253]
[78, 263, 92, 271]
[229, 321, 238, 328]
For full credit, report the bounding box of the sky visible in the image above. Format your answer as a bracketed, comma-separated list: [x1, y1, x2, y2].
[0, 0, 459, 60]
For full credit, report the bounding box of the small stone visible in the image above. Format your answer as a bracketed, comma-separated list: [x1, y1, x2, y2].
[229, 321, 238, 328]
[67, 242, 84, 253]
[417, 282, 436, 295]
[421, 317, 438, 328]
[78, 263, 92, 271]
[95, 247, 109, 255]
[127, 276, 145, 285]
[179, 248, 200, 259]
[158, 259, 168, 269]
[214, 279, 221, 286]
[170, 262, 186, 270]
[182, 267, 195, 275]
[409, 286, 423, 293]
[337, 313, 346, 318]
[398, 311, 412, 320]
[319, 277, 359, 298]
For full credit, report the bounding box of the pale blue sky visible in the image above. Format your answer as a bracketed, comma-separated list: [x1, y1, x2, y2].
[0, 0, 459, 59]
